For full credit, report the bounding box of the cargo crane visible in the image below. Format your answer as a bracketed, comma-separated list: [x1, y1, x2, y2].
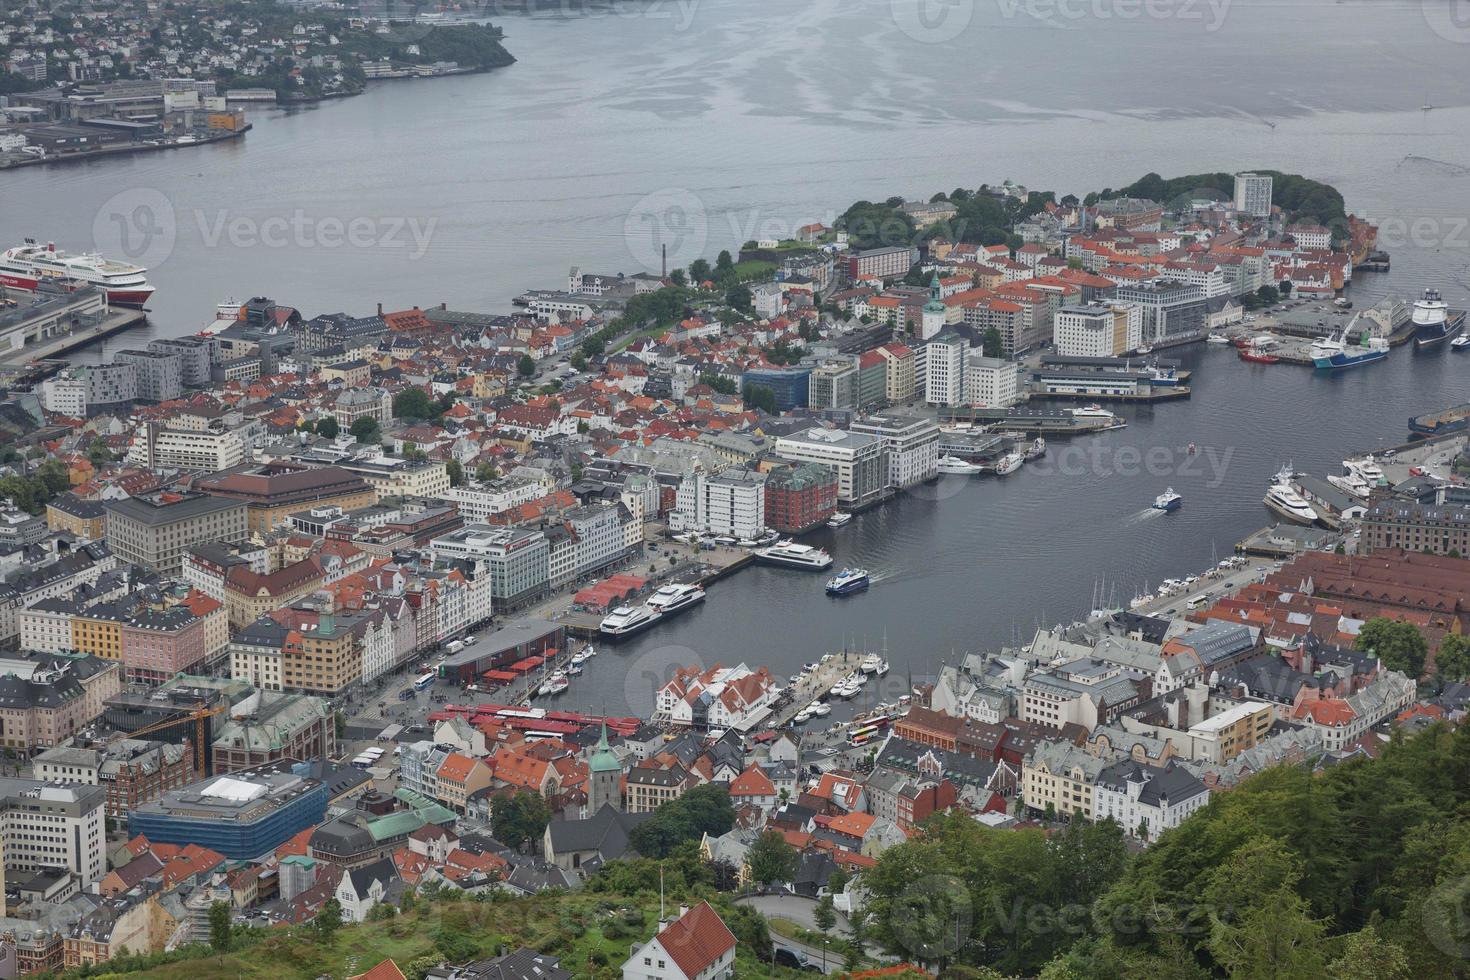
[118, 703, 228, 777]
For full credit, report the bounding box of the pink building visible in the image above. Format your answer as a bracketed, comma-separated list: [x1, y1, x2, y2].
[121, 609, 208, 684]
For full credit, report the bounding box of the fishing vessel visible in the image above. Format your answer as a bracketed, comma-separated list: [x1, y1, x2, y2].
[1239, 337, 1280, 364]
[1310, 316, 1389, 370]
[599, 604, 662, 638]
[644, 582, 706, 618]
[993, 452, 1024, 476]
[1263, 468, 1320, 525]
[825, 568, 871, 596]
[1152, 488, 1183, 512]
[0, 239, 156, 307]
[1412, 288, 1465, 347]
[826, 512, 853, 528]
[936, 455, 983, 475]
[754, 540, 833, 570]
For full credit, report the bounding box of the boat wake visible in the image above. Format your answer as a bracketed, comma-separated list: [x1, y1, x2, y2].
[1126, 508, 1165, 525]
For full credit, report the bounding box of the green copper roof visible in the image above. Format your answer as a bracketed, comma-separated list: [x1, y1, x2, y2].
[590, 722, 620, 773]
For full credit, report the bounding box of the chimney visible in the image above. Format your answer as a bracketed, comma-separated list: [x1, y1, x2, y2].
[377, 302, 383, 316]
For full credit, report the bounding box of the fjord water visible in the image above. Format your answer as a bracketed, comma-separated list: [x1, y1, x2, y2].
[6, 0, 1470, 710]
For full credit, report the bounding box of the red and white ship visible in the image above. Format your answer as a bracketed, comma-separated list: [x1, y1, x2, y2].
[0, 239, 155, 307]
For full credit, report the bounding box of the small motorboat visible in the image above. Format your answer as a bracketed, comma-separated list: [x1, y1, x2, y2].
[827, 512, 853, 528]
[1452, 335, 1470, 351]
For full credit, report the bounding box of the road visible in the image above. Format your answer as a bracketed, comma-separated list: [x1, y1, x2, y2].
[736, 894, 895, 973]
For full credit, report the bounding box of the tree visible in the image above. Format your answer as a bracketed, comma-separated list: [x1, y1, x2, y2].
[350, 416, 381, 443]
[314, 416, 339, 439]
[208, 900, 232, 952]
[1256, 284, 1281, 305]
[1356, 618, 1428, 677]
[827, 866, 850, 895]
[688, 258, 712, 284]
[1279, 280, 1293, 296]
[393, 388, 435, 420]
[1327, 926, 1411, 980]
[492, 791, 552, 850]
[517, 354, 537, 377]
[570, 352, 588, 372]
[475, 462, 500, 483]
[628, 784, 736, 858]
[669, 268, 687, 286]
[981, 327, 1004, 359]
[316, 897, 343, 942]
[726, 284, 752, 312]
[446, 459, 464, 487]
[582, 335, 606, 358]
[1434, 633, 1470, 681]
[743, 383, 777, 415]
[698, 373, 738, 396]
[746, 829, 798, 888]
[815, 894, 837, 932]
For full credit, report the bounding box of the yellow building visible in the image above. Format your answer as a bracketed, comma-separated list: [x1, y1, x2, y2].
[1021, 743, 1106, 821]
[46, 495, 107, 541]
[72, 611, 124, 662]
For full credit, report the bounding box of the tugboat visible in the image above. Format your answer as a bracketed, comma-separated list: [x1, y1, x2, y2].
[1024, 437, 1046, 460]
[825, 568, 871, 596]
[1152, 488, 1183, 512]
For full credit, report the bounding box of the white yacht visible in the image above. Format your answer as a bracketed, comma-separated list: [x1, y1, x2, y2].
[536, 671, 570, 697]
[826, 512, 853, 528]
[860, 653, 883, 674]
[599, 604, 662, 638]
[1206, 332, 1232, 345]
[1347, 456, 1385, 485]
[936, 455, 983, 475]
[1263, 475, 1320, 526]
[644, 582, 706, 618]
[755, 540, 833, 570]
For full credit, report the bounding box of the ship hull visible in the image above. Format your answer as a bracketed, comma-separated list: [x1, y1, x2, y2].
[1312, 349, 1388, 370]
[1415, 312, 1465, 347]
[0, 271, 154, 307]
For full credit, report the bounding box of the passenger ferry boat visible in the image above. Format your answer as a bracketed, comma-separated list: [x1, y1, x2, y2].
[1153, 488, 1183, 512]
[644, 582, 706, 619]
[825, 568, 870, 596]
[755, 540, 833, 570]
[0, 239, 156, 307]
[599, 604, 662, 638]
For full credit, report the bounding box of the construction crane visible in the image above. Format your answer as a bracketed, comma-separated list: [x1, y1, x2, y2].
[118, 703, 229, 777]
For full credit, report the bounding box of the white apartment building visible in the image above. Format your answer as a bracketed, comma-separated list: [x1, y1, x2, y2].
[964, 354, 1024, 408]
[1286, 224, 1331, 251]
[1232, 172, 1273, 218]
[671, 469, 766, 539]
[442, 480, 546, 523]
[0, 779, 107, 885]
[924, 333, 966, 406]
[774, 427, 888, 507]
[1054, 304, 1143, 358]
[17, 601, 74, 654]
[849, 413, 939, 488]
[1093, 760, 1210, 841]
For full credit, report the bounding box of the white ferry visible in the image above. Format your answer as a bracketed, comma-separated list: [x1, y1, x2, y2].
[599, 604, 662, 638]
[755, 540, 833, 570]
[0, 239, 155, 307]
[644, 582, 706, 619]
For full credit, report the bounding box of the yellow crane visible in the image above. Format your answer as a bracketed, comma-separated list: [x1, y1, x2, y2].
[119, 703, 228, 777]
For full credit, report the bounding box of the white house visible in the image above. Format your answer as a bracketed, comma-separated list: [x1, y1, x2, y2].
[334, 857, 397, 922]
[622, 901, 737, 980]
[1092, 760, 1209, 841]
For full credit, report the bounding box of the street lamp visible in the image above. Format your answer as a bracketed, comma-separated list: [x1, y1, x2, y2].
[822, 938, 830, 973]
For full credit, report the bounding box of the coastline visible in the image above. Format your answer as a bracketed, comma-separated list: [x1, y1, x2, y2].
[0, 124, 252, 171]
